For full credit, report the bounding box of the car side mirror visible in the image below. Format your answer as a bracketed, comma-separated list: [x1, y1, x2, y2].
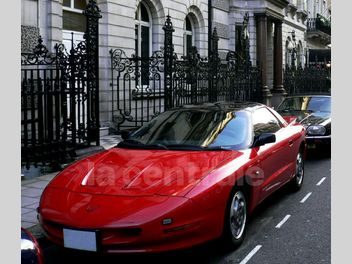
[253, 133, 276, 147]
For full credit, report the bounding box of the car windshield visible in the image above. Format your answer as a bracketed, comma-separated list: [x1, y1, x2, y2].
[118, 109, 252, 150]
[277, 96, 331, 113]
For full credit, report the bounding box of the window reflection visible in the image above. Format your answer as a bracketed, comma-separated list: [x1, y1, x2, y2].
[129, 109, 252, 149]
[253, 108, 282, 137]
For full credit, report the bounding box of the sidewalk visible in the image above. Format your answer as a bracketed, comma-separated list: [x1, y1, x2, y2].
[21, 134, 122, 229]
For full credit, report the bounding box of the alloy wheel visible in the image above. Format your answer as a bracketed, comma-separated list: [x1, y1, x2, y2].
[229, 191, 247, 240]
[295, 152, 304, 186]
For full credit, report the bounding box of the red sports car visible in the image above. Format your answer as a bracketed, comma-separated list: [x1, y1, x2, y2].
[38, 102, 306, 253]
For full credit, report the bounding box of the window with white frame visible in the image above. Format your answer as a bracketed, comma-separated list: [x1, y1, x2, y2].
[135, 2, 152, 86]
[63, 0, 87, 32]
[235, 24, 244, 54]
[285, 39, 292, 67]
[62, 0, 87, 47]
[184, 15, 194, 56]
[297, 0, 308, 11]
[297, 42, 304, 67]
[135, 2, 152, 58]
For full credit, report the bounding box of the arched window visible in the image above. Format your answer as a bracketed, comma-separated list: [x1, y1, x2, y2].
[135, 2, 152, 58]
[285, 39, 291, 67]
[297, 42, 303, 68]
[184, 15, 194, 56]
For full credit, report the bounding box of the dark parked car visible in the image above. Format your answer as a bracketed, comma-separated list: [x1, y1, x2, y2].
[277, 95, 331, 151]
[21, 228, 44, 264]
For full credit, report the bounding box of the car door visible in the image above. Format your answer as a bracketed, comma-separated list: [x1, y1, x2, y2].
[252, 107, 293, 201]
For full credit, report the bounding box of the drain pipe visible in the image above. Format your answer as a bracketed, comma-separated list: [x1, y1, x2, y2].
[208, 0, 212, 57]
[208, 0, 213, 102]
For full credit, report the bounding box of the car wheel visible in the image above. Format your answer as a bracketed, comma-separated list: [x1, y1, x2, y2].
[290, 151, 304, 191]
[223, 188, 247, 248]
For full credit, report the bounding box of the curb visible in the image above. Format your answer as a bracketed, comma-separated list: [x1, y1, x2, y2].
[26, 223, 48, 245]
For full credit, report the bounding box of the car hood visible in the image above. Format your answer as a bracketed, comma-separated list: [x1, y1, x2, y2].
[299, 111, 331, 126]
[48, 147, 242, 197]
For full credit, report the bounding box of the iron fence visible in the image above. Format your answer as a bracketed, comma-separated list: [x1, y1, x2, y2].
[284, 65, 331, 96]
[110, 15, 261, 131]
[21, 0, 101, 169]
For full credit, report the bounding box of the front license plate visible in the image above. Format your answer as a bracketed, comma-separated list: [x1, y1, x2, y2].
[63, 229, 97, 252]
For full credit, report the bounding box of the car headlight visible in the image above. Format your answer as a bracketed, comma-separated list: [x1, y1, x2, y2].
[306, 125, 326, 136]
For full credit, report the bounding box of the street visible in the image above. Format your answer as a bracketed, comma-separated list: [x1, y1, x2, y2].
[40, 153, 330, 264]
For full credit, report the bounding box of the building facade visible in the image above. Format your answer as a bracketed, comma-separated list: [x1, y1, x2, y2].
[282, 0, 308, 69]
[306, 0, 331, 66]
[21, 0, 327, 131]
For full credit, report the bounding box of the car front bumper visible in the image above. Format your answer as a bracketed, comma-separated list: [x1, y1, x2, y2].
[38, 187, 222, 253]
[306, 135, 331, 149]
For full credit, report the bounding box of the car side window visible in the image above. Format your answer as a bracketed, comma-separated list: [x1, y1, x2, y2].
[252, 107, 282, 137]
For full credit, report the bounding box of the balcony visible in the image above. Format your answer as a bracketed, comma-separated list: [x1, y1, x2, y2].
[307, 14, 330, 46]
[307, 14, 331, 35]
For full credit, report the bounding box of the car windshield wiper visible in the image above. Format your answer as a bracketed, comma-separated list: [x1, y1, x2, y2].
[203, 146, 233, 151]
[117, 140, 169, 150]
[164, 144, 232, 151]
[164, 144, 205, 150]
[117, 141, 231, 151]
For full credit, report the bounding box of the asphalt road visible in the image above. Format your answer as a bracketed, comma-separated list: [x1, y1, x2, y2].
[40, 151, 331, 264]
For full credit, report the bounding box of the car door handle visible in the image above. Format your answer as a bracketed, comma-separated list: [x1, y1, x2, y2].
[289, 140, 294, 147]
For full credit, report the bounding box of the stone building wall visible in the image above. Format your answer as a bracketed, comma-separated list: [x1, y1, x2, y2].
[21, 0, 39, 53]
[282, 1, 308, 68]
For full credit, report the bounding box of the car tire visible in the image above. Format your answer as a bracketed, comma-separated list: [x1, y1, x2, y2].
[289, 151, 304, 191]
[223, 187, 247, 248]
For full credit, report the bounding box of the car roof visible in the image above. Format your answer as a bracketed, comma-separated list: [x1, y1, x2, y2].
[169, 101, 265, 113]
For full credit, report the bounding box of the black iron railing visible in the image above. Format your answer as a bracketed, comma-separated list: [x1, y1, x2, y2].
[307, 14, 331, 35]
[110, 15, 261, 131]
[21, 0, 101, 169]
[284, 65, 331, 95]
